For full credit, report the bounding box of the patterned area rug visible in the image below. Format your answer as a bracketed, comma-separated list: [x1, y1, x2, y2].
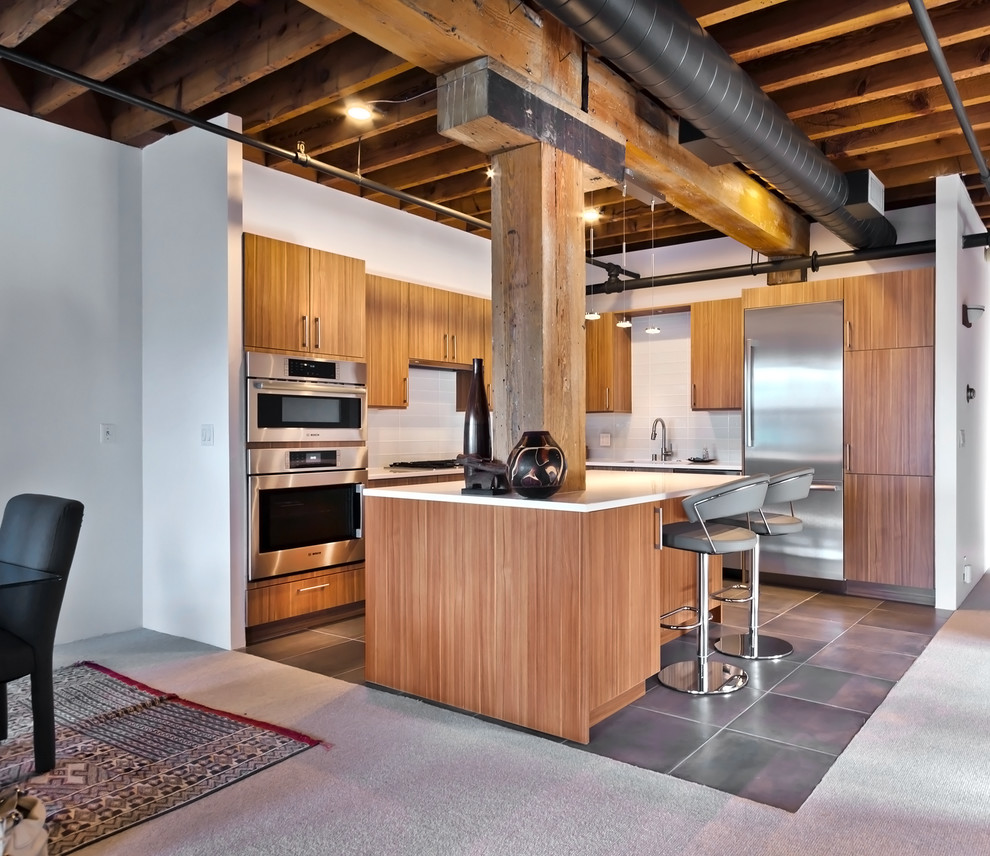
[0, 662, 322, 855]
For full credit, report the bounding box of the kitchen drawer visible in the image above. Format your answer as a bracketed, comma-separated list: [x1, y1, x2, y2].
[247, 562, 364, 627]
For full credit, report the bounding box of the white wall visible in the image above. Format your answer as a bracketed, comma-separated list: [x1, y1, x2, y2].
[0, 106, 144, 643]
[242, 164, 491, 297]
[934, 176, 989, 609]
[141, 118, 246, 649]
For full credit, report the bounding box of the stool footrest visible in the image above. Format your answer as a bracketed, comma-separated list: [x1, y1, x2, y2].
[711, 583, 753, 604]
[659, 605, 699, 632]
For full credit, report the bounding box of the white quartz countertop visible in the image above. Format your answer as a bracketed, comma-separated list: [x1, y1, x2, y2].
[364, 469, 735, 512]
[586, 459, 742, 473]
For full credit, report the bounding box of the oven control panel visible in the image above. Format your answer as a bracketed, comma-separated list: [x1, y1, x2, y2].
[248, 446, 368, 476]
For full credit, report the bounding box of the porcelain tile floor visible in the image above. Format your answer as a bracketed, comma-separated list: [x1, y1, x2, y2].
[242, 585, 951, 812]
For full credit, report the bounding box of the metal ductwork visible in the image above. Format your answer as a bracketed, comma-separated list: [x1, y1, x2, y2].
[533, 0, 897, 249]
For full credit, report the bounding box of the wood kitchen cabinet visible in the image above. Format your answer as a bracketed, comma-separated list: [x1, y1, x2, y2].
[246, 561, 365, 632]
[844, 268, 934, 351]
[243, 233, 366, 360]
[407, 283, 489, 367]
[586, 312, 632, 413]
[690, 297, 742, 410]
[366, 274, 409, 407]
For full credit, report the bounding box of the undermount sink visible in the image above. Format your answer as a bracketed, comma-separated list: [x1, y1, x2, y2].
[617, 458, 686, 464]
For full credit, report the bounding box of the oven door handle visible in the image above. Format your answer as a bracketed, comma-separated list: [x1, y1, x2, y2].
[252, 379, 366, 396]
[354, 483, 364, 538]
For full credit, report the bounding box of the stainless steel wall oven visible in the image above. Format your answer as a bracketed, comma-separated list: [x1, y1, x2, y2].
[246, 351, 366, 444]
[248, 446, 366, 581]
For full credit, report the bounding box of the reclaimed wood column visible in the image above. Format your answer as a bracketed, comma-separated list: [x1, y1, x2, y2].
[490, 142, 586, 492]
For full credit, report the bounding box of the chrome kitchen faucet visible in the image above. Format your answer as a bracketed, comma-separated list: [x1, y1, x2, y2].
[651, 417, 673, 461]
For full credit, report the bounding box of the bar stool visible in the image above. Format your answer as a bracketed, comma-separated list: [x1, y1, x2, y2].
[658, 474, 769, 695]
[713, 467, 815, 661]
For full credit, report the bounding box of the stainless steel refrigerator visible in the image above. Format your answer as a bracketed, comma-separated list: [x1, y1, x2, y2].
[743, 301, 844, 582]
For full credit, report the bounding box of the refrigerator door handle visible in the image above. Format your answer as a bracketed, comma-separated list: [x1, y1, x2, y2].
[744, 338, 755, 447]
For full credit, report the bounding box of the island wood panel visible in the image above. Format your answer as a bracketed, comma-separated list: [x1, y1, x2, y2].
[741, 279, 843, 309]
[844, 347, 934, 476]
[246, 563, 364, 626]
[843, 268, 934, 351]
[494, 506, 585, 741]
[365, 496, 441, 699]
[844, 474, 934, 588]
[581, 502, 658, 719]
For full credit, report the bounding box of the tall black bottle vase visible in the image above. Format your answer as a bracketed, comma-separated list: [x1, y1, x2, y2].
[463, 357, 492, 459]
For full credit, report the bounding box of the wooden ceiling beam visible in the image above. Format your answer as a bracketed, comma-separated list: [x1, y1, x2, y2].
[832, 126, 990, 176]
[0, 0, 78, 48]
[321, 145, 487, 195]
[220, 36, 413, 136]
[0, 59, 29, 112]
[305, 0, 810, 256]
[744, 0, 988, 91]
[109, 3, 347, 143]
[261, 69, 437, 157]
[305, 120, 456, 178]
[710, 0, 956, 64]
[30, 0, 239, 116]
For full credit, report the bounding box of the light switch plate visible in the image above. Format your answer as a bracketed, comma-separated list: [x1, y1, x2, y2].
[201, 424, 214, 446]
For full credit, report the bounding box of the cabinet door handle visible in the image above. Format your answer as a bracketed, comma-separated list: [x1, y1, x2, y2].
[845, 320, 852, 350]
[844, 443, 851, 471]
[297, 583, 329, 593]
[302, 314, 309, 349]
[692, 383, 697, 409]
[443, 333, 448, 360]
[403, 376, 408, 405]
[654, 506, 663, 550]
[605, 387, 610, 410]
[314, 316, 321, 350]
[744, 339, 754, 447]
[452, 334, 457, 362]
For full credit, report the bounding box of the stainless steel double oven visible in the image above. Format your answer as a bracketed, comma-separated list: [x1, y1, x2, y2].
[246, 351, 367, 582]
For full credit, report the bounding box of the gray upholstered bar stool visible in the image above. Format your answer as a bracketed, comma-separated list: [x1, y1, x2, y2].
[658, 474, 769, 695]
[713, 467, 815, 661]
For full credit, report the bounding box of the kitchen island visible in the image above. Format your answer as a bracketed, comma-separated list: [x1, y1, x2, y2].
[364, 470, 734, 742]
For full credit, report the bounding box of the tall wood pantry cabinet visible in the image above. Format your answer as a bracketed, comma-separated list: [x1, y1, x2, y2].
[586, 312, 632, 413]
[690, 298, 742, 410]
[243, 233, 366, 360]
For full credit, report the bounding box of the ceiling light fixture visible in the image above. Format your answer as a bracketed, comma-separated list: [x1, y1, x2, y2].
[346, 104, 374, 121]
[616, 185, 630, 329]
[583, 207, 602, 223]
[585, 216, 600, 321]
[485, 164, 495, 180]
[963, 303, 985, 327]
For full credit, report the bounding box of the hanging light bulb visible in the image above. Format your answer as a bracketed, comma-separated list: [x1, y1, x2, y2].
[613, 186, 632, 329]
[585, 223, 600, 321]
[645, 198, 661, 334]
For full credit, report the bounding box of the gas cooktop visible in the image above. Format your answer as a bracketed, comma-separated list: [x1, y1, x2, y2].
[388, 459, 462, 470]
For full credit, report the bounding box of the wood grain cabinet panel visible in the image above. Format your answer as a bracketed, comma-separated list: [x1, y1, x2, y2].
[690, 298, 742, 410]
[246, 563, 364, 627]
[844, 268, 934, 351]
[844, 347, 934, 476]
[844, 474, 934, 588]
[586, 312, 632, 413]
[366, 275, 409, 407]
[243, 233, 365, 359]
[407, 284, 490, 368]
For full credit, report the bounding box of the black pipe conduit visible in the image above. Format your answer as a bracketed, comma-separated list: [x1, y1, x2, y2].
[587, 231, 990, 294]
[533, 0, 898, 249]
[0, 46, 491, 233]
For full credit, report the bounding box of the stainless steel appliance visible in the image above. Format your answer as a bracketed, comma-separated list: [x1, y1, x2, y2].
[248, 446, 367, 581]
[743, 301, 844, 582]
[246, 351, 366, 444]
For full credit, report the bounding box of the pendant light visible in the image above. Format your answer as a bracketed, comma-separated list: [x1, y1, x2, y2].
[585, 207, 600, 321]
[645, 198, 661, 335]
[615, 184, 632, 328]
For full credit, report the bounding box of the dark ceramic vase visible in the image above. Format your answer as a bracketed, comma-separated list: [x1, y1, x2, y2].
[463, 358, 492, 459]
[506, 430, 566, 499]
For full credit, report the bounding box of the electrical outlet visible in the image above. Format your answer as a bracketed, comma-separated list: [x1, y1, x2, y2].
[599, 432, 611, 447]
[99, 423, 115, 444]
[200, 423, 214, 446]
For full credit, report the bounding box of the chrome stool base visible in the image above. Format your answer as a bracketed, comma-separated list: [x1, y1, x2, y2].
[658, 659, 748, 695]
[715, 631, 793, 661]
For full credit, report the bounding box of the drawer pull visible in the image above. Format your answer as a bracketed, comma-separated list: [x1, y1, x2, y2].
[297, 583, 330, 593]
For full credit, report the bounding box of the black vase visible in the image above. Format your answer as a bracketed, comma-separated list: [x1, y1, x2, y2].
[506, 430, 566, 499]
[463, 358, 492, 459]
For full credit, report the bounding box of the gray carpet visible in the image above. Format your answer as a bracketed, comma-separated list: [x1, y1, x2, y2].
[48, 575, 990, 855]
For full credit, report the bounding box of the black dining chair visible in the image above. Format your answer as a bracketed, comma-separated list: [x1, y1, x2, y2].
[0, 493, 84, 774]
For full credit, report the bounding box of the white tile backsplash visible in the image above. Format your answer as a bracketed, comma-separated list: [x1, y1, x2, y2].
[586, 313, 742, 466]
[368, 315, 742, 468]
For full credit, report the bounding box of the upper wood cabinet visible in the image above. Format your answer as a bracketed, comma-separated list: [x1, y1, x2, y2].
[408, 284, 488, 367]
[243, 234, 366, 360]
[366, 275, 409, 408]
[690, 298, 742, 410]
[586, 312, 632, 413]
[844, 268, 934, 351]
